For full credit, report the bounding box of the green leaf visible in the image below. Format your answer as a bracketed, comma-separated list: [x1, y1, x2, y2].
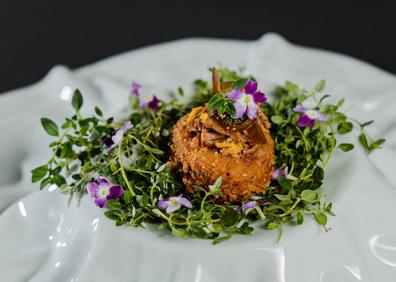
[40, 118, 59, 137]
[284, 81, 298, 93]
[231, 78, 248, 90]
[104, 210, 119, 221]
[301, 190, 317, 203]
[123, 190, 133, 204]
[271, 115, 284, 124]
[190, 225, 207, 238]
[337, 122, 353, 134]
[313, 166, 324, 181]
[213, 177, 222, 188]
[137, 193, 149, 208]
[274, 194, 291, 201]
[213, 235, 231, 245]
[296, 213, 304, 225]
[285, 135, 295, 143]
[106, 199, 123, 210]
[222, 209, 241, 227]
[361, 120, 374, 128]
[40, 177, 53, 190]
[278, 176, 292, 191]
[171, 227, 188, 237]
[369, 138, 386, 152]
[319, 94, 330, 104]
[208, 94, 225, 113]
[315, 212, 327, 225]
[72, 89, 83, 111]
[54, 175, 66, 187]
[177, 86, 184, 97]
[314, 80, 326, 92]
[94, 106, 103, 116]
[336, 98, 345, 108]
[266, 221, 279, 230]
[60, 142, 73, 158]
[338, 143, 354, 152]
[224, 101, 236, 117]
[239, 222, 254, 234]
[150, 148, 164, 155]
[209, 177, 223, 194]
[359, 133, 369, 152]
[31, 164, 48, 183]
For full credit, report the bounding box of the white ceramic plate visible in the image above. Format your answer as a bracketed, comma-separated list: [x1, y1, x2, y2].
[1, 33, 396, 282]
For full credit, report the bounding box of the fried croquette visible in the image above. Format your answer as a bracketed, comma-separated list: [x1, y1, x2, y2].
[169, 105, 274, 202]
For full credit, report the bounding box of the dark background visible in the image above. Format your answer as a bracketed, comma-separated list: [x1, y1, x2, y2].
[1, 0, 396, 94]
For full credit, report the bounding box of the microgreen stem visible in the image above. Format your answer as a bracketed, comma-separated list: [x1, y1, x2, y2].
[117, 139, 136, 197]
[255, 206, 266, 220]
[295, 125, 310, 151]
[279, 198, 302, 217]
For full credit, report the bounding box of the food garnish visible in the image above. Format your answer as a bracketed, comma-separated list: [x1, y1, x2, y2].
[32, 67, 385, 243]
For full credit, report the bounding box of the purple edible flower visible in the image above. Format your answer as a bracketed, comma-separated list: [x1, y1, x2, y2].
[131, 82, 141, 96]
[241, 200, 271, 211]
[272, 166, 289, 181]
[140, 95, 160, 111]
[111, 121, 133, 147]
[158, 195, 192, 213]
[227, 80, 267, 120]
[87, 176, 124, 208]
[293, 105, 327, 128]
[102, 136, 114, 147]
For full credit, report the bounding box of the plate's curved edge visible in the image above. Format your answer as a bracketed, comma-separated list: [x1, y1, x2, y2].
[74, 33, 396, 86]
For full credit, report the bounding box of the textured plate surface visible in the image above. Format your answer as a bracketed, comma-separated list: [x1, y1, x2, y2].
[0, 33, 395, 282]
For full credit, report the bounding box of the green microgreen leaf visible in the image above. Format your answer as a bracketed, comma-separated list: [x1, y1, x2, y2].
[104, 210, 119, 221]
[222, 209, 241, 227]
[359, 133, 369, 152]
[106, 199, 123, 210]
[296, 212, 304, 225]
[213, 235, 231, 245]
[207, 94, 235, 117]
[72, 89, 83, 112]
[337, 122, 353, 134]
[284, 81, 299, 93]
[41, 118, 59, 137]
[31, 164, 48, 183]
[231, 78, 248, 90]
[271, 115, 284, 124]
[278, 176, 292, 191]
[95, 106, 103, 117]
[314, 80, 326, 92]
[301, 190, 317, 203]
[338, 143, 354, 152]
[361, 120, 374, 128]
[315, 212, 327, 226]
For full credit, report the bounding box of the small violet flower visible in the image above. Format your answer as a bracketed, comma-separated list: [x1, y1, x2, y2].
[129, 81, 160, 111]
[102, 121, 133, 150]
[131, 82, 141, 96]
[158, 195, 192, 213]
[241, 200, 271, 212]
[140, 95, 160, 111]
[87, 176, 124, 208]
[293, 105, 327, 128]
[227, 80, 267, 120]
[272, 166, 288, 181]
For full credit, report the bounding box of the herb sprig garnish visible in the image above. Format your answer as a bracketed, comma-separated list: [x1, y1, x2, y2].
[32, 67, 385, 244]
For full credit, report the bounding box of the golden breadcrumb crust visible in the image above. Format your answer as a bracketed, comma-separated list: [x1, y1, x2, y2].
[169, 106, 274, 202]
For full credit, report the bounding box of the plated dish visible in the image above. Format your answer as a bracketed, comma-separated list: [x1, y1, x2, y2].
[1, 34, 396, 281]
[33, 66, 383, 244]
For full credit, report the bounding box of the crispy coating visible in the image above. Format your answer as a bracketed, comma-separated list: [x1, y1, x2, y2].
[169, 105, 275, 202]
